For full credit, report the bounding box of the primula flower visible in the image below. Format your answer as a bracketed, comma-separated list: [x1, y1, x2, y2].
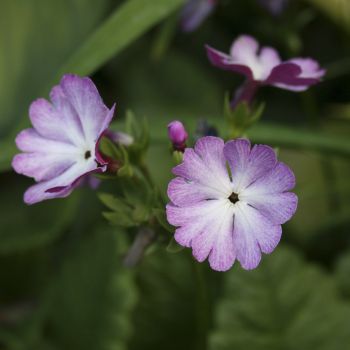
[181, 0, 217, 32]
[168, 120, 188, 151]
[166, 136, 297, 271]
[206, 35, 325, 105]
[12, 74, 115, 205]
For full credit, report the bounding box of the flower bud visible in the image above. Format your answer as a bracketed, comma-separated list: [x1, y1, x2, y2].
[167, 121, 188, 151]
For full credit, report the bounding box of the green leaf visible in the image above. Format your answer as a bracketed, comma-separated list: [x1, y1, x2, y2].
[56, 0, 186, 78]
[0, 0, 109, 137]
[304, 0, 350, 33]
[247, 123, 350, 158]
[0, 175, 80, 254]
[209, 247, 350, 350]
[46, 226, 137, 350]
[166, 237, 185, 253]
[335, 251, 350, 299]
[128, 250, 197, 350]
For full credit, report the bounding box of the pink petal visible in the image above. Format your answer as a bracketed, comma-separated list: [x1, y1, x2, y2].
[239, 162, 297, 224]
[288, 58, 326, 79]
[259, 46, 282, 79]
[168, 177, 224, 206]
[242, 162, 296, 194]
[205, 45, 254, 79]
[12, 153, 75, 182]
[224, 139, 277, 192]
[230, 35, 259, 61]
[59, 74, 114, 142]
[233, 202, 282, 269]
[167, 199, 236, 271]
[173, 136, 232, 198]
[15, 129, 77, 154]
[266, 62, 323, 91]
[242, 192, 298, 225]
[23, 159, 100, 205]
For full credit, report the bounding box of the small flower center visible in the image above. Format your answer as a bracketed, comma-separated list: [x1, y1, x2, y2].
[228, 192, 239, 204]
[84, 150, 92, 160]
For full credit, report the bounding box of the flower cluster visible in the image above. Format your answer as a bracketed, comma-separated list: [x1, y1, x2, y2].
[14, 27, 322, 270]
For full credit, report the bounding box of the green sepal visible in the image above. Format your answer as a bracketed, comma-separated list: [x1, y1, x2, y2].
[224, 93, 265, 138]
[166, 237, 184, 254]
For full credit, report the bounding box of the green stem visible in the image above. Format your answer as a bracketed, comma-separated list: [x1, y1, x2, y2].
[320, 157, 341, 213]
[139, 161, 155, 187]
[193, 261, 209, 350]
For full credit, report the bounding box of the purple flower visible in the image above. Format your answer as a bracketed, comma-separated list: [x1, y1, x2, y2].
[168, 120, 188, 151]
[206, 35, 325, 105]
[12, 74, 115, 204]
[181, 0, 217, 32]
[166, 136, 297, 271]
[258, 0, 289, 16]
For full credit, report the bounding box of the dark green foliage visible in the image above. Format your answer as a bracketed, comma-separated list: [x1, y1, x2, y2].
[1, 0, 350, 349]
[128, 250, 197, 350]
[45, 227, 137, 350]
[210, 247, 350, 350]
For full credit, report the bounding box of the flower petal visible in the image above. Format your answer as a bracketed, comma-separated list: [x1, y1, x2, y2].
[224, 139, 277, 192]
[266, 62, 322, 91]
[233, 202, 282, 270]
[288, 58, 326, 79]
[167, 199, 235, 271]
[59, 74, 114, 143]
[206, 45, 254, 79]
[23, 158, 100, 204]
[230, 35, 259, 62]
[258, 46, 282, 79]
[173, 136, 232, 198]
[15, 129, 78, 154]
[49, 85, 87, 146]
[12, 153, 76, 182]
[239, 162, 297, 224]
[168, 177, 224, 206]
[242, 162, 296, 195]
[243, 192, 298, 225]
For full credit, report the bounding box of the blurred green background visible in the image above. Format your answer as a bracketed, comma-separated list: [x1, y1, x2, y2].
[1, 0, 350, 349]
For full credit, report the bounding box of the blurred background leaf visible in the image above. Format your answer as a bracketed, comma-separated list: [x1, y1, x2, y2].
[305, 0, 350, 33]
[128, 249, 198, 350]
[44, 226, 137, 350]
[0, 0, 111, 156]
[0, 174, 80, 254]
[209, 247, 350, 350]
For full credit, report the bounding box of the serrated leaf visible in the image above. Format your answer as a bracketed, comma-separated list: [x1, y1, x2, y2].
[99, 192, 127, 212]
[210, 247, 350, 350]
[46, 226, 137, 350]
[102, 211, 136, 228]
[128, 250, 197, 350]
